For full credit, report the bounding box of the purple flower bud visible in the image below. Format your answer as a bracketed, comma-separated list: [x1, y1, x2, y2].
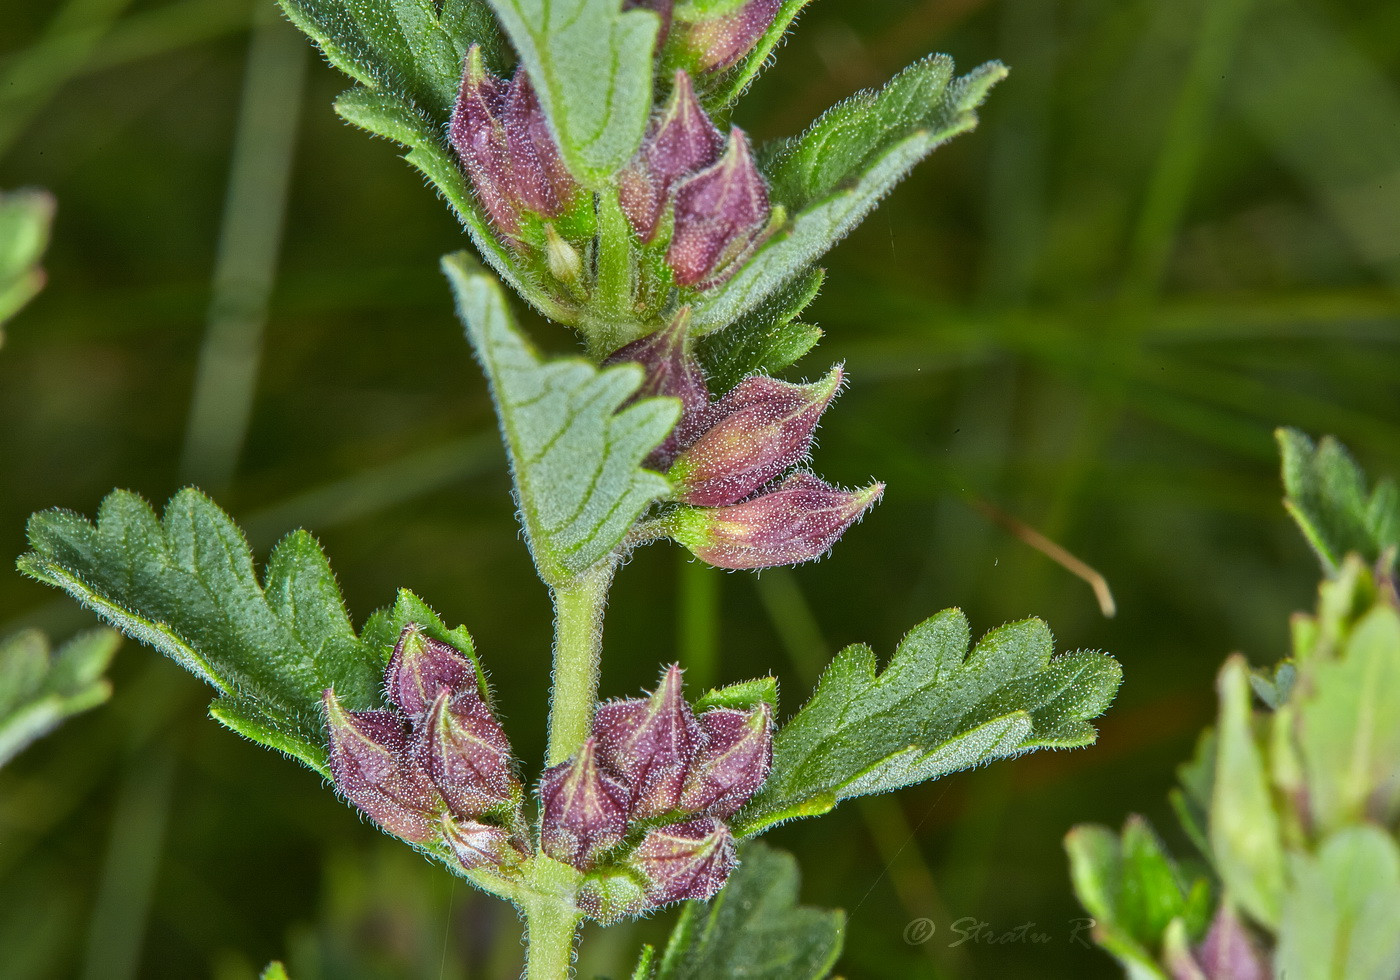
[441, 813, 520, 872]
[667, 128, 770, 287]
[384, 625, 478, 719]
[673, 0, 782, 74]
[418, 688, 518, 817]
[668, 366, 842, 506]
[604, 308, 711, 467]
[450, 46, 518, 236]
[629, 816, 736, 906]
[679, 703, 772, 817]
[504, 68, 577, 219]
[538, 738, 630, 869]
[577, 868, 649, 924]
[670, 472, 884, 569]
[594, 664, 703, 819]
[323, 689, 444, 843]
[619, 71, 725, 243]
[1196, 905, 1269, 980]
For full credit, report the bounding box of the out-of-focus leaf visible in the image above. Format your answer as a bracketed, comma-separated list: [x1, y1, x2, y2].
[260, 963, 291, 980]
[0, 628, 119, 768]
[1277, 427, 1400, 576]
[0, 188, 55, 334]
[1296, 603, 1400, 831]
[1208, 655, 1285, 930]
[733, 609, 1121, 837]
[443, 251, 679, 587]
[17, 490, 385, 773]
[1170, 729, 1216, 861]
[1275, 825, 1400, 980]
[483, 0, 659, 182]
[1065, 816, 1211, 977]
[691, 57, 1005, 332]
[645, 842, 843, 980]
[698, 268, 824, 393]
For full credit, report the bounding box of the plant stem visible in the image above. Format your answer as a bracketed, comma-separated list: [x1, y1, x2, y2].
[522, 888, 583, 980]
[546, 561, 615, 767]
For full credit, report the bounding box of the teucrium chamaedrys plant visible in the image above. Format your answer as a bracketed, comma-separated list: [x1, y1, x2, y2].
[16, 3, 1124, 976]
[1066, 428, 1400, 980]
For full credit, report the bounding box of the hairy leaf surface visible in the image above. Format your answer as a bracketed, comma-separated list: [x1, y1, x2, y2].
[733, 609, 1121, 837]
[693, 57, 1006, 332]
[639, 842, 843, 980]
[444, 252, 679, 587]
[17, 490, 389, 772]
[484, 0, 659, 182]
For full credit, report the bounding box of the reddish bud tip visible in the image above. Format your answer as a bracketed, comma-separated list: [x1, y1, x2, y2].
[629, 816, 736, 906]
[418, 687, 518, 818]
[620, 71, 725, 243]
[603, 308, 711, 467]
[594, 664, 703, 819]
[668, 365, 843, 506]
[504, 68, 576, 218]
[667, 128, 770, 287]
[441, 813, 520, 872]
[1196, 905, 1269, 980]
[673, 0, 782, 73]
[538, 738, 630, 869]
[671, 473, 884, 569]
[450, 46, 517, 236]
[679, 703, 773, 817]
[385, 625, 478, 719]
[323, 689, 444, 843]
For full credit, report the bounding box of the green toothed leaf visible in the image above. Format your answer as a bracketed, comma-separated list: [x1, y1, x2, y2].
[647, 842, 844, 980]
[0, 628, 119, 768]
[443, 251, 680, 587]
[483, 0, 660, 182]
[698, 267, 824, 393]
[16, 489, 387, 773]
[732, 609, 1121, 837]
[692, 57, 1006, 332]
[1277, 427, 1400, 576]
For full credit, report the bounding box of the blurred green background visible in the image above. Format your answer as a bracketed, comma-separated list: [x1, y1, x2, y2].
[2, 0, 1398, 976]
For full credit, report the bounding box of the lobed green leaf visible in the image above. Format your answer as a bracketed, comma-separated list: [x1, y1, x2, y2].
[692, 57, 1006, 333]
[443, 251, 680, 587]
[483, 0, 659, 182]
[17, 489, 387, 773]
[1277, 427, 1400, 576]
[733, 608, 1121, 837]
[0, 628, 119, 768]
[641, 842, 843, 980]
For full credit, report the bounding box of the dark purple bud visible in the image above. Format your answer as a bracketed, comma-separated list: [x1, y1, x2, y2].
[418, 688, 518, 817]
[667, 128, 770, 287]
[504, 68, 577, 218]
[673, 0, 782, 74]
[385, 624, 477, 719]
[668, 366, 842, 506]
[669, 472, 884, 569]
[594, 664, 703, 819]
[629, 816, 736, 906]
[538, 738, 630, 869]
[603, 308, 711, 467]
[577, 868, 649, 924]
[679, 703, 772, 817]
[442, 813, 520, 872]
[619, 71, 725, 243]
[323, 689, 443, 843]
[451, 46, 517, 236]
[1196, 905, 1268, 980]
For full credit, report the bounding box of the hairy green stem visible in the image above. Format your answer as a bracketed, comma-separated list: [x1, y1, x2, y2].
[546, 561, 615, 767]
[522, 887, 584, 980]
